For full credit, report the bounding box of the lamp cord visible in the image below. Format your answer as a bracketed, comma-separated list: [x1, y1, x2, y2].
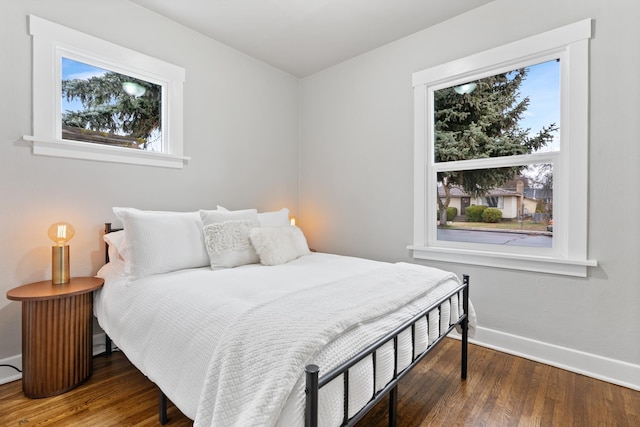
[0, 364, 22, 373]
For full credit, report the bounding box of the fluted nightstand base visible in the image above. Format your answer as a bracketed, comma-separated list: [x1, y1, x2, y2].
[21, 293, 93, 398]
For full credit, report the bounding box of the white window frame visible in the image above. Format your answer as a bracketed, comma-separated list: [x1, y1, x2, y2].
[25, 15, 189, 169]
[409, 19, 597, 277]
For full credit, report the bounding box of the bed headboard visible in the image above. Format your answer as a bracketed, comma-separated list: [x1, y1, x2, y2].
[104, 222, 123, 264]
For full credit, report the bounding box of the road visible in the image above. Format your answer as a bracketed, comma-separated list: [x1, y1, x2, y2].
[437, 228, 552, 248]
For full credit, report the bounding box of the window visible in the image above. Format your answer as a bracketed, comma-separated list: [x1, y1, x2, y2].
[25, 15, 188, 168]
[483, 197, 503, 209]
[409, 19, 596, 276]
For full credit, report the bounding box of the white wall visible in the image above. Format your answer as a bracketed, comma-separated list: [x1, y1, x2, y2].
[299, 0, 640, 388]
[0, 0, 300, 358]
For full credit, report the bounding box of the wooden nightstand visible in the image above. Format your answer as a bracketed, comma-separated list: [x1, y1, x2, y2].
[6, 277, 104, 398]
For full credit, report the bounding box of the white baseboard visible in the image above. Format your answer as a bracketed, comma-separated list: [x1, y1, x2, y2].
[0, 333, 112, 386]
[452, 326, 640, 391]
[0, 354, 22, 386]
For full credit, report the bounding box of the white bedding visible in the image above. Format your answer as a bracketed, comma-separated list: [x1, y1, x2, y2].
[95, 253, 475, 426]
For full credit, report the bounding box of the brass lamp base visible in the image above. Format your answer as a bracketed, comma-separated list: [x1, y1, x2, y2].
[52, 246, 70, 285]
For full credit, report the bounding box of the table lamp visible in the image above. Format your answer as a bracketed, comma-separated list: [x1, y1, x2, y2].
[48, 222, 75, 285]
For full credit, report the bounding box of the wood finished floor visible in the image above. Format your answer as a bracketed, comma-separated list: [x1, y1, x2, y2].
[0, 338, 638, 426]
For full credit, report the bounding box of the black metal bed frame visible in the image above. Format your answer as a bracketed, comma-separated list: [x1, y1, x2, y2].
[103, 223, 469, 426]
[305, 276, 469, 427]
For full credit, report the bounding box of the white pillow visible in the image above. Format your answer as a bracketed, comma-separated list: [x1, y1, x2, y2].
[249, 225, 311, 266]
[199, 209, 260, 269]
[217, 206, 290, 227]
[113, 207, 210, 280]
[103, 229, 127, 263]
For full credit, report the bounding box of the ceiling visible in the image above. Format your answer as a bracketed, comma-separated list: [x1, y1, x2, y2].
[130, 0, 494, 77]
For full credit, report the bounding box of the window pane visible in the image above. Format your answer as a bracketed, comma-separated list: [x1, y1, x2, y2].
[436, 164, 553, 248]
[61, 58, 162, 151]
[434, 60, 560, 163]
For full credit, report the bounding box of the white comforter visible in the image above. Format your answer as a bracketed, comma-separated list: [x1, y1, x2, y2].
[95, 253, 473, 426]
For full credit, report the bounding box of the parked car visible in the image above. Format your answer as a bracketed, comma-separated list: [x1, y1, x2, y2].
[547, 219, 553, 232]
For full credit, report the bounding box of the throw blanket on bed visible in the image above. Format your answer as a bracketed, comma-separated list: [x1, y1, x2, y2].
[194, 262, 458, 427]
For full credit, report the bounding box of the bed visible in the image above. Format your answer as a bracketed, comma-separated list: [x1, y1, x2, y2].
[95, 207, 476, 426]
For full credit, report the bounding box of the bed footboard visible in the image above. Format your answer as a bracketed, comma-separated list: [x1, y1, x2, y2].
[305, 274, 470, 427]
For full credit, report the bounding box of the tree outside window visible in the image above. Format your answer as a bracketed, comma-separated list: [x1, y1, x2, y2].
[61, 58, 162, 151]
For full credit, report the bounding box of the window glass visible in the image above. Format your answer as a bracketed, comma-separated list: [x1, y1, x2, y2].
[433, 61, 558, 249]
[434, 60, 560, 163]
[436, 164, 553, 249]
[61, 58, 163, 151]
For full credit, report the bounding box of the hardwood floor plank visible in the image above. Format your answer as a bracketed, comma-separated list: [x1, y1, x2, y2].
[0, 339, 638, 426]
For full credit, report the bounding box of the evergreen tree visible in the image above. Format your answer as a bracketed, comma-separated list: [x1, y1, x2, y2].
[434, 68, 557, 224]
[62, 73, 161, 149]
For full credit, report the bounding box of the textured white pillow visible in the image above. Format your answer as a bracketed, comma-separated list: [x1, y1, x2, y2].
[113, 207, 210, 280]
[199, 209, 260, 268]
[249, 225, 311, 266]
[217, 206, 290, 227]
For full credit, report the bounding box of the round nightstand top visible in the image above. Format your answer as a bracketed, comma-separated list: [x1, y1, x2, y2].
[6, 276, 104, 301]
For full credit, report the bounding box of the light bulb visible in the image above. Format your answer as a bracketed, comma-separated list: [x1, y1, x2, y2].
[48, 222, 75, 246]
[453, 82, 477, 95]
[122, 81, 146, 97]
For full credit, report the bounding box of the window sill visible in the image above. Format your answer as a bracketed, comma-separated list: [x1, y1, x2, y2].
[408, 245, 597, 277]
[25, 136, 190, 169]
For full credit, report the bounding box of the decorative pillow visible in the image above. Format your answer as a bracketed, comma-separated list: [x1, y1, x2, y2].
[103, 229, 127, 263]
[217, 206, 290, 227]
[249, 225, 311, 266]
[113, 207, 210, 280]
[199, 209, 260, 269]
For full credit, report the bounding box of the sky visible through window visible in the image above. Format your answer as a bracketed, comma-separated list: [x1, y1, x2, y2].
[513, 59, 560, 188]
[61, 58, 107, 113]
[513, 59, 560, 151]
